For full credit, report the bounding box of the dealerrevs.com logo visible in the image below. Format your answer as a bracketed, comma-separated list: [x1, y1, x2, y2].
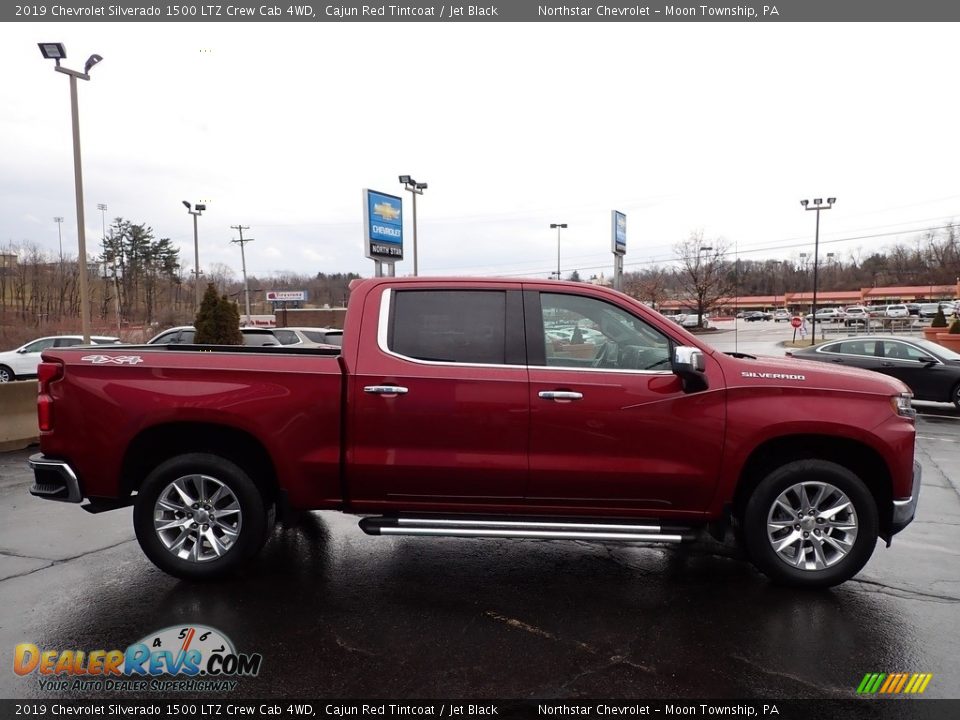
[13, 625, 262, 692]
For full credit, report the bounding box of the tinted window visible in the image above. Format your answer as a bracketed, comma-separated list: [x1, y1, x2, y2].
[540, 293, 671, 370]
[883, 342, 929, 362]
[22, 339, 56, 353]
[390, 290, 506, 364]
[272, 329, 299, 345]
[824, 341, 878, 356]
[242, 332, 279, 346]
[54, 338, 83, 348]
[303, 330, 343, 346]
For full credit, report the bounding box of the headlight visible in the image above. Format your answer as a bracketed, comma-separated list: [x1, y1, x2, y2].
[892, 392, 916, 420]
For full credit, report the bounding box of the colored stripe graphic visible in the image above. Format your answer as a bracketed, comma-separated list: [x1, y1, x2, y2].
[857, 673, 932, 694]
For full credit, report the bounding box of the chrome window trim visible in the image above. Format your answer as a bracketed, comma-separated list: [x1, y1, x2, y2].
[377, 287, 674, 375]
[814, 340, 943, 366]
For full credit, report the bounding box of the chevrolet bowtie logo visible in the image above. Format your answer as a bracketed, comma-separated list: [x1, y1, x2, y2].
[373, 202, 400, 221]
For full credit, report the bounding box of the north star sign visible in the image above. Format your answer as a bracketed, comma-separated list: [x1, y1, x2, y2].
[363, 189, 404, 262]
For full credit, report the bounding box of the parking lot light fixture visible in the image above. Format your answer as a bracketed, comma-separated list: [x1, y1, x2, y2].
[399, 176, 427, 276]
[39, 41, 103, 344]
[801, 197, 836, 342]
[184, 201, 206, 311]
[550, 223, 568, 279]
[53, 217, 64, 263]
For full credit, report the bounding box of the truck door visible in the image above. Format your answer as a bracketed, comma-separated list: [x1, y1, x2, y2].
[525, 288, 725, 514]
[348, 285, 529, 509]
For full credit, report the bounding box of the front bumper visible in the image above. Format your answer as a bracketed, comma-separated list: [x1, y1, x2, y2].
[890, 461, 921, 536]
[28, 454, 83, 503]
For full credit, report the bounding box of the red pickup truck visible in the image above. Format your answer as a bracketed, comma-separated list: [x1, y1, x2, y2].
[28, 278, 920, 587]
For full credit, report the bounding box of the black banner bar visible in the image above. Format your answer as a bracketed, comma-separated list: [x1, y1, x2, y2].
[2, 700, 960, 720]
[6, 0, 960, 23]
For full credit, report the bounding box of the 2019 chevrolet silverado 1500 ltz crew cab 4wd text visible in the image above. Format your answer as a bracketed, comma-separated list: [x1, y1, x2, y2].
[28, 278, 920, 588]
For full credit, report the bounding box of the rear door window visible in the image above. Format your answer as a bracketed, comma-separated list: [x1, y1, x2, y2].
[389, 290, 509, 365]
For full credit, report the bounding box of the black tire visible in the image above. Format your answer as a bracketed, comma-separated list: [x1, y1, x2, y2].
[0, 365, 14, 383]
[133, 453, 269, 580]
[951, 382, 960, 411]
[742, 460, 878, 588]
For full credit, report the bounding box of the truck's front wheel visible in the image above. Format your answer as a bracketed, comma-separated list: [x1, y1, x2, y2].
[133, 453, 269, 580]
[743, 460, 878, 588]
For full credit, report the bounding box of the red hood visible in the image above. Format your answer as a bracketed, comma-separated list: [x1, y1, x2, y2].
[722, 353, 911, 396]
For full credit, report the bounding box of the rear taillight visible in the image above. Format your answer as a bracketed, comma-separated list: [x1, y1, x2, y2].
[37, 361, 63, 432]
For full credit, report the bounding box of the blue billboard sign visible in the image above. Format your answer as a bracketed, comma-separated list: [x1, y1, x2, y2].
[363, 189, 403, 262]
[612, 210, 627, 255]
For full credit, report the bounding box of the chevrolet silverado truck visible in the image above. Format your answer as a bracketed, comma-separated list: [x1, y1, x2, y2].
[28, 278, 921, 587]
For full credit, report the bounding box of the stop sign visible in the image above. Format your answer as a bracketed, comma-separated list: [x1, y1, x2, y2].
[790, 316, 802, 329]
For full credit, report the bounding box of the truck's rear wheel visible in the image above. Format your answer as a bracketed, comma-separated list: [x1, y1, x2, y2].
[133, 453, 269, 580]
[743, 460, 878, 588]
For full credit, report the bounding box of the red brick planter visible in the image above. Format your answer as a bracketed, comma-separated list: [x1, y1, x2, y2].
[935, 332, 960, 352]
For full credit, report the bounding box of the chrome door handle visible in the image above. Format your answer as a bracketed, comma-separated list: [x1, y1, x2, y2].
[364, 385, 409, 395]
[539, 391, 583, 402]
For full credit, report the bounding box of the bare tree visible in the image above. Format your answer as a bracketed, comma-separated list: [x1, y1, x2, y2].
[625, 268, 669, 310]
[674, 231, 733, 327]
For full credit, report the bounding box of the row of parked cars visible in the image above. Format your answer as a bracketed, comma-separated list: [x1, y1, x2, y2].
[0, 325, 344, 382]
[739, 301, 960, 327]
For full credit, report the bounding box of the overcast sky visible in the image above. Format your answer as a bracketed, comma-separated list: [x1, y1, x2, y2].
[2, 22, 959, 283]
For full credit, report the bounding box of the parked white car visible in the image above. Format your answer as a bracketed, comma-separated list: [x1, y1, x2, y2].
[843, 306, 871, 326]
[0, 335, 120, 382]
[885, 304, 910, 319]
[272, 327, 343, 348]
[805, 308, 845, 323]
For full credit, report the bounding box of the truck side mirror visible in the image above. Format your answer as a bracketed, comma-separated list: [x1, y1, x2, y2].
[672, 345, 708, 393]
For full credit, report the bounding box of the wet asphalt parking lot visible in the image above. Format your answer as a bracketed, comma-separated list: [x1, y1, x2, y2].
[0, 322, 958, 701]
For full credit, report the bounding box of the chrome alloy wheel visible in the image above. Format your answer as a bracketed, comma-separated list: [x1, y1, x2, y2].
[153, 474, 242, 563]
[766, 481, 858, 571]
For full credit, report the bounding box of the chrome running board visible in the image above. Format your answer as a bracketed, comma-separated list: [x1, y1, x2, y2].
[359, 514, 691, 543]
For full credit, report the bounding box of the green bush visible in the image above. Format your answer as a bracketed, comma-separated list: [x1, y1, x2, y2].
[193, 283, 243, 345]
[931, 307, 948, 328]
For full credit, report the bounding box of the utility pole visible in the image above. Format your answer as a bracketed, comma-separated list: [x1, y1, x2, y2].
[230, 225, 253, 325]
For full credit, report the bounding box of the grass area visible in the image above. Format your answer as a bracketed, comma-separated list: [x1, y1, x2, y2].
[783, 338, 829, 348]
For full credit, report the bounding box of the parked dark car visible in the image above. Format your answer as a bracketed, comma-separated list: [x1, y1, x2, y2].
[919, 303, 942, 319]
[787, 336, 960, 409]
[743, 311, 771, 322]
[147, 326, 281, 346]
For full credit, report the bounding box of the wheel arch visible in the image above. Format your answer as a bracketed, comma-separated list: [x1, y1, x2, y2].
[732, 434, 893, 538]
[120, 422, 279, 504]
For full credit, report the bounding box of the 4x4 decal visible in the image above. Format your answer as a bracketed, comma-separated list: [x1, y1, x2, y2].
[80, 355, 144, 365]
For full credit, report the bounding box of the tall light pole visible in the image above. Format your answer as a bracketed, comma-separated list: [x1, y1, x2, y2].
[39, 43, 103, 344]
[53, 216, 64, 263]
[550, 223, 568, 279]
[98, 203, 121, 334]
[800, 197, 836, 341]
[183, 201, 206, 311]
[399, 176, 427, 276]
